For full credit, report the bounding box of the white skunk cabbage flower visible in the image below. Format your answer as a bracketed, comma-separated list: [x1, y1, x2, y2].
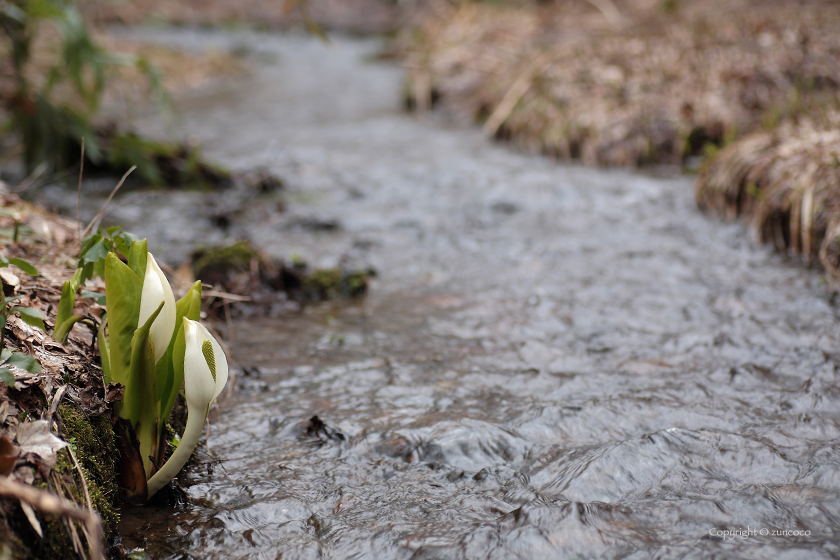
[138, 253, 176, 363]
[182, 319, 228, 413]
[146, 318, 228, 498]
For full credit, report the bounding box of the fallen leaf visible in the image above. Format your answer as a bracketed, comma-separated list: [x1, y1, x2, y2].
[15, 420, 67, 469]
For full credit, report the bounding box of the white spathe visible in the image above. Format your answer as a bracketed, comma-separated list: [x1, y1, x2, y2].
[145, 318, 228, 498]
[183, 318, 229, 409]
[137, 253, 176, 363]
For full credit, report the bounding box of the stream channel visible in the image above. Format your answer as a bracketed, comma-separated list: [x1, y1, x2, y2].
[38, 28, 840, 559]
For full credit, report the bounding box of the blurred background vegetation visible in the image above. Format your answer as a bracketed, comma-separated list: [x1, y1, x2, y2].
[1, 0, 839, 276]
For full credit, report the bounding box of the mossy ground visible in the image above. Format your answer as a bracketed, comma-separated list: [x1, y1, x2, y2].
[2, 402, 119, 560]
[57, 403, 119, 528]
[191, 240, 370, 312]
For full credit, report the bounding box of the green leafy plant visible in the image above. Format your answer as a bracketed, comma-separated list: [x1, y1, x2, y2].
[0, 348, 42, 388]
[53, 225, 138, 343]
[0, 256, 45, 348]
[93, 237, 226, 502]
[0, 256, 38, 276]
[78, 226, 141, 283]
[0, 256, 44, 388]
[0, 0, 171, 179]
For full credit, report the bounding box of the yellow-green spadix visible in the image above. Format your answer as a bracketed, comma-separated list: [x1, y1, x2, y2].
[146, 318, 228, 498]
[138, 253, 176, 363]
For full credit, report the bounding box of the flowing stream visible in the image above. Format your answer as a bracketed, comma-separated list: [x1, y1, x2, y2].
[38, 28, 840, 559]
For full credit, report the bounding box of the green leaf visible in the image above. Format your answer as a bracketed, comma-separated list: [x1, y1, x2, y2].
[98, 316, 110, 382]
[79, 237, 110, 266]
[11, 307, 45, 331]
[114, 231, 140, 258]
[79, 233, 101, 258]
[157, 280, 202, 425]
[69, 267, 84, 293]
[81, 290, 106, 305]
[6, 258, 38, 276]
[0, 349, 11, 361]
[4, 352, 42, 374]
[123, 300, 164, 480]
[121, 232, 141, 246]
[104, 253, 142, 386]
[3, 295, 25, 305]
[0, 369, 14, 388]
[54, 280, 77, 336]
[92, 257, 106, 281]
[53, 315, 83, 344]
[79, 262, 95, 286]
[127, 238, 148, 280]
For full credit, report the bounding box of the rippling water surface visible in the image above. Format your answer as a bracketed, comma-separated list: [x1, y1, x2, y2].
[43, 28, 840, 559]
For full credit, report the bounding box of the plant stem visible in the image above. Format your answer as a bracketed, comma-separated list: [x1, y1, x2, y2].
[145, 406, 208, 498]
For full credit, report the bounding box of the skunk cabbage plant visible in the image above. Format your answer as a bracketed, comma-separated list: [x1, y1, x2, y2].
[98, 238, 224, 502]
[146, 318, 228, 498]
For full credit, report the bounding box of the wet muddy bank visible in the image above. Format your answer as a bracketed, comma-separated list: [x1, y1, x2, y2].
[34, 28, 838, 559]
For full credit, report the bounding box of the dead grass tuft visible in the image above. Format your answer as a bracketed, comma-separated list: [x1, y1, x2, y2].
[696, 113, 840, 279]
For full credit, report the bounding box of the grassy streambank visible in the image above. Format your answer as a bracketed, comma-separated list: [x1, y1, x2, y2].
[399, 0, 840, 276]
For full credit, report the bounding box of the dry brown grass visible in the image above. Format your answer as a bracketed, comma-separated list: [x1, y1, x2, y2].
[402, 0, 840, 167]
[696, 113, 840, 280]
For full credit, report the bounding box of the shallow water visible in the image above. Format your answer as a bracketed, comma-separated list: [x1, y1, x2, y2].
[41, 28, 840, 559]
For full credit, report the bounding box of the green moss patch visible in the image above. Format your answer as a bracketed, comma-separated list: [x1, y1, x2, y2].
[57, 403, 119, 529]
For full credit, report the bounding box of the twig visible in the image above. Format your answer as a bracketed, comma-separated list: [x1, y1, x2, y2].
[203, 290, 251, 302]
[67, 447, 94, 516]
[0, 477, 104, 560]
[51, 470, 87, 560]
[223, 299, 234, 342]
[81, 165, 137, 239]
[482, 54, 551, 138]
[11, 167, 77, 195]
[12, 162, 47, 195]
[77, 138, 85, 252]
[98, 191, 166, 225]
[46, 385, 68, 422]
